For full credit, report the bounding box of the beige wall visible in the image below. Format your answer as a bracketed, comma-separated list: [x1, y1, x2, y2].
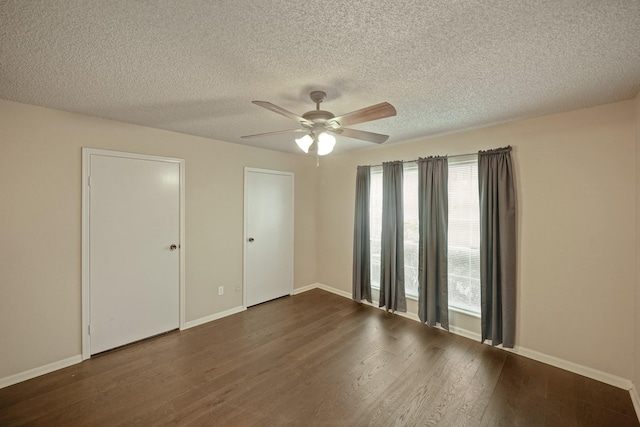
[635, 91, 640, 391]
[317, 100, 636, 380]
[1, 96, 638, 385]
[0, 99, 317, 378]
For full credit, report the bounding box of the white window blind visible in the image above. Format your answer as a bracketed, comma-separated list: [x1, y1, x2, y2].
[369, 157, 481, 315]
[369, 164, 419, 298]
[370, 166, 382, 290]
[403, 165, 419, 297]
[447, 156, 481, 314]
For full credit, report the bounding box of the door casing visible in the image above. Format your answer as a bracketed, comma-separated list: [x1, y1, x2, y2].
[243, 167, 294, 308]
[81, 148, 186, 360]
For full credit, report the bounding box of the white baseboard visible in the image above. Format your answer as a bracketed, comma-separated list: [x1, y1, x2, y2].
[299, 283, 635, 393]
[315, 282, 459, 328]
[5, 284, 636, 423]
[507, 345, 632, 390]
[449, 325, 482, 341]
[316, 283, 352, 299]
[631, 384, 640, 423]
[2, 304, 248, 389]
[292, 283, 320, 295]
[0, 354, 82, 390]
[183, 305, 246, 330]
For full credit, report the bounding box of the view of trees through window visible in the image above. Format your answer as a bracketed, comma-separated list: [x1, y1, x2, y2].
[369, 157, 480, 314]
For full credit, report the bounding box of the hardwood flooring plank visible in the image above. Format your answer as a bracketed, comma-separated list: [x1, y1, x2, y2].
[410, 343, 486, 426]
[357, 332, 461, 425]
[255, 325, 391, 422]
[0, 289, 637, 426]
[575, 374, 637, 418]
[380, 338, 476, 426]
[457, 344, 507, 422]
[480, 354, 543, 426]
[576, 400, 639, 427]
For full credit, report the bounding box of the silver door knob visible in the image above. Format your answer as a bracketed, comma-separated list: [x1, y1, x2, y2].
[170, 244, 178, 251]
[248, 237, 254, 242]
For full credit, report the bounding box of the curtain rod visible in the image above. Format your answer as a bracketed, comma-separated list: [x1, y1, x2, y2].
[367, 151, 477, 168]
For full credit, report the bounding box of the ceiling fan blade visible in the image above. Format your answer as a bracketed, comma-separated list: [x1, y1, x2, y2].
[252, 101, 312, 125]
[241, 128, 307, 139]
[337, 127, 389, 144]
[330, 102, 396, 127]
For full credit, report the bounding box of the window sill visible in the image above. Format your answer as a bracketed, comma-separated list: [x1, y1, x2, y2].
[449, 306, 481, 318]
[373, 287, 481, 318]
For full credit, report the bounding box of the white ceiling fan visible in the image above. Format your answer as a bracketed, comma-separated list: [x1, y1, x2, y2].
[241, 91, 397, 155]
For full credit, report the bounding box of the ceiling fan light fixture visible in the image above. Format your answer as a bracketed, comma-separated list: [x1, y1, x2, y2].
[317, 132, 336, 156]
[295, 134, 313, 153]
[243, 91, 396, 157]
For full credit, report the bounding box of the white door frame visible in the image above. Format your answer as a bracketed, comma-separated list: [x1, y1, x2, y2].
[81, 148, 186, 360]
[243, 167, 294, 308]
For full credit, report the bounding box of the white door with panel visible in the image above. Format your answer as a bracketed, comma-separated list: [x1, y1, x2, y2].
[87, 152, 181, 355]
[245, 168, 294, 307]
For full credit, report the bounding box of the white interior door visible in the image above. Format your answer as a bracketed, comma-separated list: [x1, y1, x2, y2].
[244, 168, 294, 307]
[87, 152, 181, 355]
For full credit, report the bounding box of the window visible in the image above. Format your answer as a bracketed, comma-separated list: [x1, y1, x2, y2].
[369, 164, 419, 297]
[403, 165, 419, 297]
[370, 166, 382, 291]
[369, 157, 481, 315]
[447, 157, 480, 314]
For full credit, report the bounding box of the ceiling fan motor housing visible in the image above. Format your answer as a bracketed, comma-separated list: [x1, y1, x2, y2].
[302, 109, 335, 124]
[302, 90, 336, 126]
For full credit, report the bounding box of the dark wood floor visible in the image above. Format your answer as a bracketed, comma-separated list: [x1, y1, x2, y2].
[1, 289, 637, 426]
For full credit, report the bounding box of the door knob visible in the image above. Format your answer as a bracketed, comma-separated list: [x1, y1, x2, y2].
[248, 237, 255, 242]
[170, 244, 178, 251]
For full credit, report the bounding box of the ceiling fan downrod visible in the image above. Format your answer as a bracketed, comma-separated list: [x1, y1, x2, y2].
[309, 90, 326, 111]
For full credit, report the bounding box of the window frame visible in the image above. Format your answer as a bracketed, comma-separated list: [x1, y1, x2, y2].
[368, 155, 481, 317]
[446, 155, 481, 315]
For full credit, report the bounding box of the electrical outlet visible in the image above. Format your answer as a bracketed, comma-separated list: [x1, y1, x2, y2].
[218, 286, 224, 296]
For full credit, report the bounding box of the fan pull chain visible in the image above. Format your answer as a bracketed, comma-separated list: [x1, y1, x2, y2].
[316, 153, 320, 168]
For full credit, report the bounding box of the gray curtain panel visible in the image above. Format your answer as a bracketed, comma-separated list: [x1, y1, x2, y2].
[379, 161, 406, 312]
[478, 146, 517, 348]
[417, 157, 449, 329]
[352, 165, 372, 303]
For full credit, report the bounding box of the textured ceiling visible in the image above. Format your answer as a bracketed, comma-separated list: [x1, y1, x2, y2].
[1, 1, 639, 154]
